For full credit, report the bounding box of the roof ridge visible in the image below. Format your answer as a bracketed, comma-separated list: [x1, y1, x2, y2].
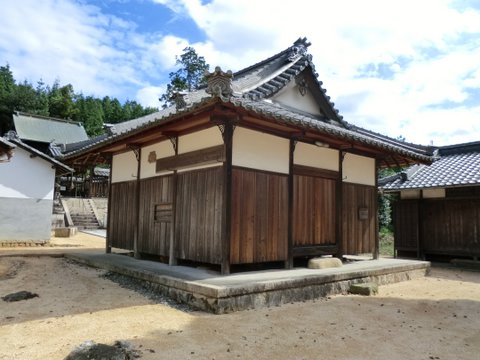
[15, 111, 84, 126]
[233, 37, 310, 78]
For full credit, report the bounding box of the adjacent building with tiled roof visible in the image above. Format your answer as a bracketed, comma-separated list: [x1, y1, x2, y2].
[13, 112, 89, 155]
[0, 133, 72, 243]
[380, 141, 480, 260]
[60, 38, 434, 274]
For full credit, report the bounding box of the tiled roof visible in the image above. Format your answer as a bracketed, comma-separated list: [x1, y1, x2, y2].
[380, 141, 480, 190]
[4, 134, 73, 175]
[13, 112, 89, 145]
[60, 38, 431, 165]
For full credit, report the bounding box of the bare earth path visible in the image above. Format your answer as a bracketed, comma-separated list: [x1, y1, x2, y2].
[1, 250, 479, 359]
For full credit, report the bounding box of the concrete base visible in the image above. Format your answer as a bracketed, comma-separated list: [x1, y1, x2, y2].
[67, 253, 430, 314]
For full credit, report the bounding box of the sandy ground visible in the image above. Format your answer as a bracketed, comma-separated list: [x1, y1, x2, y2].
[0, 234, 479, 360]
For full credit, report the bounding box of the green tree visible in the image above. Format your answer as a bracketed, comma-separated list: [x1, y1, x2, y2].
[0, 65, 15, 134]
[159, 47, 209, 108]
[33, 80, 50, 116]
[75, 95, 104, 136]
[48, 82, 78, 119]
[12, 80, 37, 113]
[102, 96, 125, 124]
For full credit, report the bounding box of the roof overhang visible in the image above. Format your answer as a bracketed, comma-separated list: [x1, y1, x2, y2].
[62, 96, 433, 170]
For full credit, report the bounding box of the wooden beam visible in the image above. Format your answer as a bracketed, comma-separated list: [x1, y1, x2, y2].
[133, 147, 142, 259]
[373, 158, 380, 260]
[336, 151, 345, 259]
[221, 121, 233, 275]
[293, 164, 339, 180]
[169, 135, 178, 266]
[156, 145, 225, 172]
[292, 245, 338, 257]
[105, 154, 113, 254]
[286, 138, 295, 269]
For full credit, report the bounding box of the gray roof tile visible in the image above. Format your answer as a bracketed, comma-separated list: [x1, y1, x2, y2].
[13, 112, 89, 145]
[381, 142, 480, 190]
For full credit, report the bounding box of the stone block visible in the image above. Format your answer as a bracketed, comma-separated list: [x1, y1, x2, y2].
[308, 257, 343, 269]
[54, 227, 78, 238]
[349, 282, 378, 296]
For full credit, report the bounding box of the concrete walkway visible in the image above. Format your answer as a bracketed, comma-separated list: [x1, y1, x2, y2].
[67, 252, 430, 314]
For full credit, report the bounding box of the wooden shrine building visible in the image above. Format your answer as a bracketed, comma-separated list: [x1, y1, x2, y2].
[62, 38, 432, 273]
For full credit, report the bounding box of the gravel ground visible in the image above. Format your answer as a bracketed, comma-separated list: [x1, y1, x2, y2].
[101, 271, 194, 313]
[1, 252, 480, 359]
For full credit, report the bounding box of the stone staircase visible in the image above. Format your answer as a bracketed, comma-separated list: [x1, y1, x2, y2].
[65, 198, 101, 230]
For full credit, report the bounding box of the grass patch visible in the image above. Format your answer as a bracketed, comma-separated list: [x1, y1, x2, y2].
[379, 227, 394, 257]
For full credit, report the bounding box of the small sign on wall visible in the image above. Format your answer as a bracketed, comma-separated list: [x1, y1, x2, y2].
[358, 207, 369, 220]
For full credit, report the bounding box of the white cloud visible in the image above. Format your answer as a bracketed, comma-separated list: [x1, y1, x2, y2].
[136, 85, 165, 108]
[159, 0, 480, 145]
[2, 0, 480, 146]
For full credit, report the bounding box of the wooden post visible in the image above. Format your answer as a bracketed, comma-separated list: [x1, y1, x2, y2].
[88, 165, 94, 198]
[221, 121, 233, 275]
[336, 151, 344, 259]
[133, 147, 142, 259]
[169, 136, 178, 266]
[106, 154, 113, 254]
[418, 192, 424, 260]
[286, 138, 295, 269]
[373, 158, 380, 260]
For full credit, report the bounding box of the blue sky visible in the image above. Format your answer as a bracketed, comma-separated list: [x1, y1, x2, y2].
[1, 0, 480, 146]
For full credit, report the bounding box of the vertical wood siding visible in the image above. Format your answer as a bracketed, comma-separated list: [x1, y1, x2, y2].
[342, 183, 376, 254]
[108, 181, 137, 250]
[395, 198, 480, 256]
[175, 166, 224, 264]
[230, 168, 288, 264]
[138, 175, 173, 256]
[393, 200, 419, 251]
[422, 199, 480, 255]
[293, 175, 336, 246]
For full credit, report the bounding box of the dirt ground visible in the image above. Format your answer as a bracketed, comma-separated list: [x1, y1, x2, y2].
[1, 234, 479, 360]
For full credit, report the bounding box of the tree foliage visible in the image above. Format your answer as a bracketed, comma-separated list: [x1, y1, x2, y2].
[159, 47, 209, 109]
[0, 64, 158, 136]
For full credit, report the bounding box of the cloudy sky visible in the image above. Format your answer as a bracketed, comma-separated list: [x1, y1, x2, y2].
[1, 0, 479, 146]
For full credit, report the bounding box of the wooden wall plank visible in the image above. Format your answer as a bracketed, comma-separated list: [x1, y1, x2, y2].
[341, 183, 376, 255]
[293, 175, 336, 247]
[108, 181, 137, 250]
[421, 198, 480, 256]
[137, 175, 173, 256]
[175, 166, 224, 264]
[393, 200, 419, 252]
[230, 168, 288, 264]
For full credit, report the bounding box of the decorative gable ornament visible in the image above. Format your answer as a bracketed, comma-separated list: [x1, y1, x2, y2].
[287, 37, 312, 62]
[205, 66, 234, 98]
[295, 76, 308, 96]
[170, 92, 187, 110]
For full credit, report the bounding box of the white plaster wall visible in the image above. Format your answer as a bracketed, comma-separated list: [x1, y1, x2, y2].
[342, 153, 375, 186]
[423, 188, 446, 198]
[178, 126, 223, 154]
[272, 81, 321, 116]
[400, 190, 421, 199]
[294, 142, 339, 171]
[0, 198, 52, 241]
[141, 140, 175, 179]
[233, 127, 289, 174]
[0, 147, 54, 200]
[111, 151, 138, 183]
